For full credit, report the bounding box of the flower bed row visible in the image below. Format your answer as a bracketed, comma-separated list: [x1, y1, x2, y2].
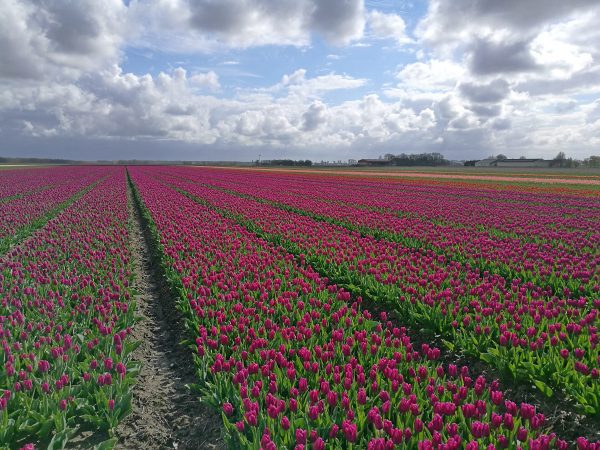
[171, 167, 600, 237]
[0, 167, 108, 255]
[0, 168, 137, 448]
[0, 167, 70, 201]
[161, 168, 599, 299]
[189, 168, 598, 234]
[152, 171, 599, 417]
[128, 167, 598, 449]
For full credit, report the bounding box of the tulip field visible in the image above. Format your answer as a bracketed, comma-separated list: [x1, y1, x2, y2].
[1, 167, 136, 449]
[1, 165, 599, 449]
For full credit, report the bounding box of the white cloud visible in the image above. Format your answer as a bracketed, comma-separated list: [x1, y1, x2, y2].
[0, 0, 126, 80]
[396, 59, 466, 92]
[128, 0, 365, 51]
[416, 0, 600, 51]
[459, 79, 510, 103]
[302, 101, 327, 131]
[273, 69, 368, 97]
[0, 65, 443, 151]
[367, 10, 412, 46]
[189, 71, 221, 91]
[530, 29, 593, 79]
[2, 0, 600, 161]
[417, 0, 600, 87]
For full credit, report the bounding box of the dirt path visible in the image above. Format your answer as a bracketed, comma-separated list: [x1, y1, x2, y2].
[114, 180, 224, 450]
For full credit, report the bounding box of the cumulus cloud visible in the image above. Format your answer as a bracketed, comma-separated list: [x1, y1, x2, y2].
[0, 64, 442, 152]
[468, 103, 502, 118]
[585, 100, 600, 124]
[273, 69, 368, 98]
[367, 10, 411, 45]
[396, 59, 465, 92]
[459, 79, 510, 103]
[0, 0, 126, 80]
[189, 71, 220, 91]
[130, 0, 365, 50]
[310, 0, 365, 45]
[417, 0, 600, 48]
[2, 0, 600, 161]
[417, 0, 600, 84]
[491, 117, 511, 130]
[407, 0, 600, 157]
[468, 38, 540, 75]
[302, 101, 327, 131]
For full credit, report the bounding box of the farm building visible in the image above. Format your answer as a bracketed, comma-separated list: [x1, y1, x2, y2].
[496, 158, 551, 168]
[474, 158, 498, 167]
[475, 158, 551, 168]
[356, 158, 392, 166]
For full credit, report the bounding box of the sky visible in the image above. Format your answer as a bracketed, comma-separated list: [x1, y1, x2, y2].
[1, 0, 600, 162]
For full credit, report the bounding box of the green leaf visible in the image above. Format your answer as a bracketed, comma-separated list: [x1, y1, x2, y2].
[507, 363, 517, 379]
[38, 418, 56, 441]
[442, 339, 455, 351]
[479, 353, 495, 365]
[93, 437, 118, 450]
[125, 340, 142, 352]
[487, 347, 501, 358]
[364, 320, 379, 331]
[532, 379, 553, 398]
[47, 426, 77, 450]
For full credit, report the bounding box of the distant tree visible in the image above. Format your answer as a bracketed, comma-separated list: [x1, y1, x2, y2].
[265, 159, 312, 167]
[519, 155, 527, 159]
[552, 151, 567, 167]
[583, 155, 600, 168]
[496, 154, 508, 160]
[384, 153, 395, 161]
[390, 152, 450, 167]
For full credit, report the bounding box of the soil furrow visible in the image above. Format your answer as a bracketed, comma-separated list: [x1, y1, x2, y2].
[114, 175, 224, 450]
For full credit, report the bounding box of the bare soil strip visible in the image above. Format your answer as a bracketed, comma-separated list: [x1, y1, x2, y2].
[114, 179, 224, 450]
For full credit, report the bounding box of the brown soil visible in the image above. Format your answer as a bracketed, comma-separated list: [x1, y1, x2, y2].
[114, 181, 225, 450]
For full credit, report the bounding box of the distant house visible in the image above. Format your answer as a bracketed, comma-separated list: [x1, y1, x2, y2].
[356, 159, 391, 167]
[496, 158, 551, 168]
[474, 158, 551, 168]
[474, 158, 498, 167]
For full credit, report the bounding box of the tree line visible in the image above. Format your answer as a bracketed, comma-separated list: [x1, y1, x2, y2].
[256, 159, 313, 167]
[382, 153, 450, 166]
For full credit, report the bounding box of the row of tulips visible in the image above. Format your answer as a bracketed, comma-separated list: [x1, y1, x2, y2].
[173, 168, 599, 238]
[128, 167, 599, 449]
[0, 168, 137, 448]
[0, 167, 72, 202]
[150, 170, 599, 416]
[194, 169, 599, 234]
[0, 167, 108, 255]
[160, 168, 599, 299]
